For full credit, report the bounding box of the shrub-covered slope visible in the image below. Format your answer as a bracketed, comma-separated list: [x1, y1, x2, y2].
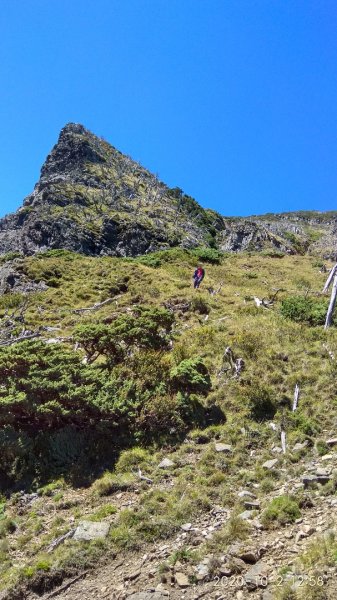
[1, 249, 337, 598]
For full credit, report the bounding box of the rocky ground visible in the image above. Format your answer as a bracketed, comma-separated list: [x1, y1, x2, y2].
[13, 435, 337, 600]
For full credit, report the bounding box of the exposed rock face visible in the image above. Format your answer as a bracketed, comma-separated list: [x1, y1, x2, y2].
[0, 262, 47, 294]
[0, 122, 336, 257]
[218, 220, 291, 254]
[0, 123, 220, 257]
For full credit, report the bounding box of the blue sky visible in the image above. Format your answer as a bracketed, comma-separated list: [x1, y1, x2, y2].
[1, 0, 337, 218]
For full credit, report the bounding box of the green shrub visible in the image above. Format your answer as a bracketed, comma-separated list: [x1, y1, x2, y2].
[92, 472, 136, 496]
[190, 296, 210, 314]
[316, 440, 329, 456]
[280, 296, 328, 326]
[75, 306, 174, 365]
[135, 254, 162, 268]
[0, 293, 24, 310]
[242, 382, 277, 421]
[261, 250, 285, 258]
[0, 251, 23, 263]
[191, 247, 222, 264]
[170, 358, 211, 395]
[0, 517, 16, 538]
[115, 447, 155, 473]
[262, 496, 301, 527]
[88, 504, 117, 521]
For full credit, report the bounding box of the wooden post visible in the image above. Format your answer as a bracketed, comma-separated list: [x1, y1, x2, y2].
[323, 264, 337, 329]
[281, 430, 287, 454]
[325, 274, 337, 329]
[292, 384, 300, 412]
[323, 264, 337, 293]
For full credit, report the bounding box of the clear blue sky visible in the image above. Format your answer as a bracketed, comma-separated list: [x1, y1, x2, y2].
[1, 0, 337, 218]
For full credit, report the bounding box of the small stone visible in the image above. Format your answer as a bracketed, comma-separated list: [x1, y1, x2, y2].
[302, 524, 315, 536]
[326, 438, 337, 447]
[293, 441, 308, 452]
[219, 564, 232, 577]
[321, 454, 333, 461]
[239, 510, 255, 520]
[228, 557, 246, 573]
[195, 562, 210, 580]
[73, 520, 110, 541]
[238, 490, 256, 499]
[124, 570, 141, 581]
[316, 467, 330, 476]
[244, 561, 269, 590]
[155, 584, 170, 596]
[262, 459, 278, 470]
[215, 443, 232, 453]
[181, 523, 192, 531]
[174, 572, 189, 588]
[244, 500, 260, 510]
[158, 458, 175, 469]
[127, 593, 168, 600]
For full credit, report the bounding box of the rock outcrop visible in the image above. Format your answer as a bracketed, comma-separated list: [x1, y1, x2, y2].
[0, 122, 336, 258]
[0, 123, 221, 257]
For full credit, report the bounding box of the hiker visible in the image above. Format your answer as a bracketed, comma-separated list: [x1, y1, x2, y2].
[193, 266, 205, 289]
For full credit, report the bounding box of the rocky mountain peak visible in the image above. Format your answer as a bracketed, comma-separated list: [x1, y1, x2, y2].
[0, 123, 336, 258]
[39, 122, 106, 184]
[61, 122, 88, 135]
[0, 124, 221, 256]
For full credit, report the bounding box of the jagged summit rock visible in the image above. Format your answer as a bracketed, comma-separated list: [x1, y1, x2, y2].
[0, 123, 224, 256]
[0, 122, 337, 257]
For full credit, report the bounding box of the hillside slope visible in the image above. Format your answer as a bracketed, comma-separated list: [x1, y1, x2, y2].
[0, 248, 337, 599]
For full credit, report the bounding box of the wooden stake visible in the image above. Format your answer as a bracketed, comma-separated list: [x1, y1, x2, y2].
[324, 273, 337, 329]
[292, 384, 300, 412]
[322, 264, 337, 293]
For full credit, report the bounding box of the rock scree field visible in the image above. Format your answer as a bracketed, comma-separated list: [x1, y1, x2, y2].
[0, 125, 337, 600]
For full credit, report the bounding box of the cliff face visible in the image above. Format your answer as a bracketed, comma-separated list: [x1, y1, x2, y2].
[0, 122, 336, 258]
[0, 123, 221, 257]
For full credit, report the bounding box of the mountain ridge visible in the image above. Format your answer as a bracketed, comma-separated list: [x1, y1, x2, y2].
[1, 123, 336, 258]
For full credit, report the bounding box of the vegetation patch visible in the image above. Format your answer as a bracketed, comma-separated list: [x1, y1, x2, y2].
[262, 495, 301, 527]
[280, 295, 329, 326]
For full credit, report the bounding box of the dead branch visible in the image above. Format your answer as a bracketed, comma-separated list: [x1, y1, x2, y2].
[206, 282, 223, 296]
[137, 468, 153, 484]
[47, 529, 75, 553]
[219, 346, 245, 378]
[72, 296, 120, 314]
[0, 332, 41, 347]
[253, 296, 273, 309]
